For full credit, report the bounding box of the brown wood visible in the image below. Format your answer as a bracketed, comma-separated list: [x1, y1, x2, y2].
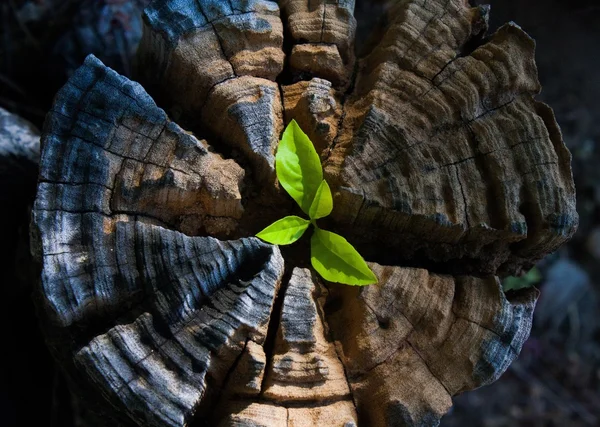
[31, 1, 576, 426]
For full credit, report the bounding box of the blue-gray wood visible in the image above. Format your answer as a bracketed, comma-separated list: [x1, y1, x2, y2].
[32, 55, 285, 427]
[75, 222, 283, 427]
[138, 0, 284, 180]
[37, 54, 244, 246]
[144, 0, 280, 47]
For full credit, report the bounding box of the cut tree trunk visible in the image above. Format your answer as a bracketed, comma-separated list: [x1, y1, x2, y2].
[31, 1, 577, 426]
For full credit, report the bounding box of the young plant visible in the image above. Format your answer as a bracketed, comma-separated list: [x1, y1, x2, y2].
[256, 120, 377, 286]
[502, 266, 542, 292]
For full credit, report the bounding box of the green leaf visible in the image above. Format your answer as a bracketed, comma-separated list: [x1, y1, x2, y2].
[502, 266, 542, 292]
[276, 119, 323, 214]
[309, 180, 333, 220]
[311, 228, 377, 286]
[256, 216, 311, 245]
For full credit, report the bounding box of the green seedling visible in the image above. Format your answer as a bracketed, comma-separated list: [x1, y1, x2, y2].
[256, 120, 377, 286]
[502, 266, 542, 292]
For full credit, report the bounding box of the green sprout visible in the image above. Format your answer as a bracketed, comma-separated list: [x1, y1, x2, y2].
[502, 266, 542, 292]
[256, 120, 377, 286]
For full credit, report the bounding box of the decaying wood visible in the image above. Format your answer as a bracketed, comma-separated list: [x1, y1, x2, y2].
[38, 55, 244, 245]
[322, 2, 577, 275]
[74, 226, 284, 426]
[282, 78, 342, 157]
[279, 0, 357, 88]
[137, 0, 285, 180]
[31, 0, 577, 426]
[326, 266, 537, 426]
[215, 268, 358, 426]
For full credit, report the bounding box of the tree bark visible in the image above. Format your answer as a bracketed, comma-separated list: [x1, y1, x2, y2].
[31, 1, 576, 426]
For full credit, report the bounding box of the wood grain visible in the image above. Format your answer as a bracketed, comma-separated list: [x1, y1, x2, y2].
[280, 0, 357, 88]
[215, 268, 357, 426]
[29, 0, 578, 425]
[75, 224, 284, 426]
[322, 1, 577, 275]
[326, 265, 537, 426]
[137, 0, 284, 180]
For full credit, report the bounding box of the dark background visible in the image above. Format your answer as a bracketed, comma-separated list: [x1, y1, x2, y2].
[1, 0, 599, 426]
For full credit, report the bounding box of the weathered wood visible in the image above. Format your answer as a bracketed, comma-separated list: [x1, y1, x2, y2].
[279, 0, 357, 88]
[0, 105, 40, 290]
[263, 268, 350, 402]
[38, 55, 244, 244]
[75, 225, 284, 426]
[215, 268, 358, 426]
[31, 0, 577, 426]
[326, 265, 537, 426]
[33, 62, 285, 419]
[322, 1, 577, 275]
[0, 105, 40, 299]
[137, 0, 285, 180]
[282, 78, 342, 157]
[0, 108, 47, 427]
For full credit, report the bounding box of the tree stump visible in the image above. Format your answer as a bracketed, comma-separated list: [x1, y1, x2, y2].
[31, 1, 577, 426]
